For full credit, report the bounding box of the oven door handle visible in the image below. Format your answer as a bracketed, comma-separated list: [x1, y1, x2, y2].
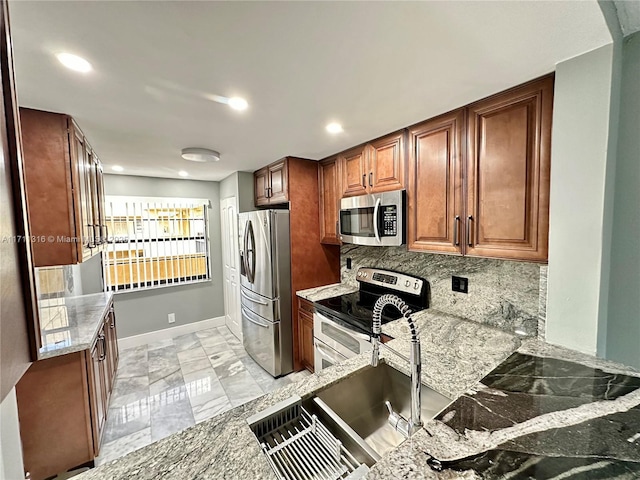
[317, 312, 371, 341]
[373, 197, 382, 244]
[315, 339, 347, 363]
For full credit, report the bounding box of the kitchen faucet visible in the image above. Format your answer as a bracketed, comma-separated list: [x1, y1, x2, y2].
[370, 294, 423, 438]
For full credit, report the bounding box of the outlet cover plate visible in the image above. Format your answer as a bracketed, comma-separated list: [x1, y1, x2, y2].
[168, 313, 176, 324]
[452, 276, 468, 294]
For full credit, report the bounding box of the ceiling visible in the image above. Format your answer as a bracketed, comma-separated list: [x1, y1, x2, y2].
[9, 1, 611, 182]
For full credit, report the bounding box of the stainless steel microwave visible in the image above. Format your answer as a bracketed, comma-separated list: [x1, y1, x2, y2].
[339, 190, 405, 246]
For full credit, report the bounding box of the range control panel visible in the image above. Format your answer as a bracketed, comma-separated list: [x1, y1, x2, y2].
[381, 206, 397, 237]
[356, 267, 425, 295]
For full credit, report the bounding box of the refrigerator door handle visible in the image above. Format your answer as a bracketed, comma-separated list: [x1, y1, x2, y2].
[244, 220, 256, 284]
[241, 289, 268, 305]
[242, 307, 271, 328]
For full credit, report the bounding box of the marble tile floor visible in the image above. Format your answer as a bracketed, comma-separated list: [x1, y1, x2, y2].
[95, 326, 310, 466]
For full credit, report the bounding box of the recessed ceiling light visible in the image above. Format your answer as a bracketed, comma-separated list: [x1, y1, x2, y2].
[181, 148, 220, 163]
[178, 170, 189, 177]
[56, 53, 92, 73]
[111, 165, 124, 172]
[228, 97, 248, 111]
[326, 122, 343, 134]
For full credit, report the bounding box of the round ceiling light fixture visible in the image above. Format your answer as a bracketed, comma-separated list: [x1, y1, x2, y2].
[326, 122, 343, 134]
[228, 97, 248, 111]
[178, 170, 189, 177]
[111, 165, 124, 172]
[56, 52, 92, 73]
[181, 148, 220, 163]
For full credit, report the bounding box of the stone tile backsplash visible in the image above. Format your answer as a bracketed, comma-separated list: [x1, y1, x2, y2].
[341, 244, 547, 337]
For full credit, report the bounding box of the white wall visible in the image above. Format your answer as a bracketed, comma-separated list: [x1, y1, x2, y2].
[546, 44, 616, 355]
[0, 389, 24, 480]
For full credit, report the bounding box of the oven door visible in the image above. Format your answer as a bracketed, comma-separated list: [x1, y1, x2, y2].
[314, 338, 347, 373]
[339, 190, 405, 246]
[313, 311, 372, 359]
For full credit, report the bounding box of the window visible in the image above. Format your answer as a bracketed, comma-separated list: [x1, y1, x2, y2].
[104, 196, 211, 292]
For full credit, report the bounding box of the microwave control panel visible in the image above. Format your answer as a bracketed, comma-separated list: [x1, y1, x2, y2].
[381, 206, 397, 236]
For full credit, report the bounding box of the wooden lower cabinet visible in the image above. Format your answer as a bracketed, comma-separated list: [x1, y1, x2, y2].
[298, 298, 315, 373]
[16, 303, 118, 480]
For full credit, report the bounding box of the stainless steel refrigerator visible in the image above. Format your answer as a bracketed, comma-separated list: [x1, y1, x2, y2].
[238, 210, 293, 377]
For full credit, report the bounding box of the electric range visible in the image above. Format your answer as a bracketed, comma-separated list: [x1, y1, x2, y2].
[314, 267, 429, 336]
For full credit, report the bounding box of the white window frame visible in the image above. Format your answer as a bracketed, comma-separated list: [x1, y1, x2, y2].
[103, 196, 212, 293]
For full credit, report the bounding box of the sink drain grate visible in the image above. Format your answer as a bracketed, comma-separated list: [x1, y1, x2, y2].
[248, 396, 369, 480]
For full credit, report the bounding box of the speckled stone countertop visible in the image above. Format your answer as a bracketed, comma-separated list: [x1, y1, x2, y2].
[296, 282, 357, 302]
[76, 286, 640, 480]
[38, 292, 113, 360]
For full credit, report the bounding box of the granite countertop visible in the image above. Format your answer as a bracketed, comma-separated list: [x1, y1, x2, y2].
[38, 292, 114, 360]
[76, 286, 640, 479]
[296, 282, 357, 302]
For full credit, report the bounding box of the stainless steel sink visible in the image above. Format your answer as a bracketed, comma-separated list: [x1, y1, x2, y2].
[315, 363, 452, 457]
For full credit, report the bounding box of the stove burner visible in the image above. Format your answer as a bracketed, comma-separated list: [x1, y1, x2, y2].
[315, 290, 424, 335]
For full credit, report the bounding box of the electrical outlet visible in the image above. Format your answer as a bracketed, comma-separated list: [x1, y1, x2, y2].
[452, 276, 468, 294]
[168, 313, 176, 324]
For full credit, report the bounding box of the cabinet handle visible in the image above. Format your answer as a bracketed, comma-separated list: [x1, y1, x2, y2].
[94, 224, 101, 245]
[453, 216, 460, 246]
[362, 174, 366, 188]
[336, 220, 339, 236]
[88, 225, 96, 248]
[466, 215, 473, 247]
[98, 333, 106, 361]
[369, 172, 373, 187]
[266, 187, 271, 198]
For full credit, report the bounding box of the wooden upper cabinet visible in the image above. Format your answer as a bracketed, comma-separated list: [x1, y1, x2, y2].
[340, 132, 406, 198]
[268, 159, 288, 204]
[254, 167, 269, 206]
[254, 158, 289, 206]
[465, 75, 553, 261]
[318, 156, 341, 245]
[340, 145, 368, 197]
[369, 131, 405, 193]
[21, 109, 105, 266]
[407, 109, 464, 254]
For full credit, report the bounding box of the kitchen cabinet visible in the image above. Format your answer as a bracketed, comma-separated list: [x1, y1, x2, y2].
[254, 158, 288, 206]
[465, 75, 552, 261]
[340, 131, 406, 198]
[1, 4, 40, 403]
[318, 156, 341, 245]
[20, 108, 107, 267]
[298, 298, 314, 373]
[407, 75, 553, 261]
[16, 301, 118, 480]
[407, 109, 465, 254]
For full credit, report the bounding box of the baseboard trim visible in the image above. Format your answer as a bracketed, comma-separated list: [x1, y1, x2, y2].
[118, 316, 226, 350]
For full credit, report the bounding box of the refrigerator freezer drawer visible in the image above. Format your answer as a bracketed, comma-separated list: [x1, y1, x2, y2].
[241, 306, 291, 377]
[240, 286, 279, 322]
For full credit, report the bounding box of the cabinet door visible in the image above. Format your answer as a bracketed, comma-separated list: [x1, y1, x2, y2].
[87, 147, 100, 248]
[318, 156, 341, 245]
[466, 76, 553, 261]
[105, 305, 118, 391]
[340, 145, 368, 197]
[94, 156, 106, 245]
[299, 309, 314, 373]
[89, 331, 108, 453]
[72, 126, 94, 254]
[407, 110, 464, 254]
[369, 131, 405, 193]
[268, 159, 288, 204]
[254, 167, 269, 206]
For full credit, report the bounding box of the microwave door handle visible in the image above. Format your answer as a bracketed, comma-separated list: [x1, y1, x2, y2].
[373, 197, 382, 244]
